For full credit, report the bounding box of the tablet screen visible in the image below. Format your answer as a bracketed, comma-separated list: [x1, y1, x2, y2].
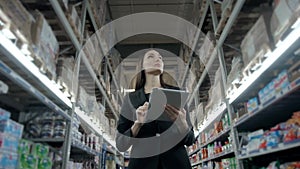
[146, 88, 189, 122]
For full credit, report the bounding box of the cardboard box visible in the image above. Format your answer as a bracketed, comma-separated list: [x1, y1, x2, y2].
[226, 56, 243, 88]
[89, 0, 107, 27]
[0, 0, 34, 43]
[271, 0, 300, 43]
[31, 11, 59, 78]
[71, 5, 82, 33]
[56, 57, 77, 95]
[199, 31, 216, 65]
[241, 14, 273, 67]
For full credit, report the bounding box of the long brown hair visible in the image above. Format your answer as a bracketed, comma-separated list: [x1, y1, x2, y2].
[131, 50, 168, 90]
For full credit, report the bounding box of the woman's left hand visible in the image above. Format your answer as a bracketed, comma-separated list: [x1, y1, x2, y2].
[165, 105, 189, 133]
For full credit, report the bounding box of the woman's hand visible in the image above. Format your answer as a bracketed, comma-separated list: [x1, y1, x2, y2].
[165, 105, 189, 133]
[135, 102, 149, 124]
[131, 102, 149, 137]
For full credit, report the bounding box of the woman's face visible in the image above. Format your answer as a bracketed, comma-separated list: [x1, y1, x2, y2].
[142, 50, 164, 75]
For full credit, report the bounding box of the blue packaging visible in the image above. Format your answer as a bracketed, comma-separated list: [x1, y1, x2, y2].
[0, 119, 24, 138]
[0, 108, 10, 121]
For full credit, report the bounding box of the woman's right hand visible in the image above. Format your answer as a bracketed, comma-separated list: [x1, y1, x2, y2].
[135, 102, 149, 124]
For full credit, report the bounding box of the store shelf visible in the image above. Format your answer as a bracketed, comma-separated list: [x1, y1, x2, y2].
[49, 0, 119, 120]
[71, 141, 98, 156]
[0, 31, 72, 109]
[0, 59, 71, 121]
[191, 149, 234, 167]
[234, 77, 300, 131]
[228, 21, 300, 104]
[197, 103, 227, 133]
[238, 139, 300, 160]
[29, 138, 65, 142]
[187, 0, 245, 106]
[189, 127, 230, 156]
[189, 147, 201, 157]
[74, 107, 118, 155]
[201, 127, 231, 149]
[29, 137, 99, 157]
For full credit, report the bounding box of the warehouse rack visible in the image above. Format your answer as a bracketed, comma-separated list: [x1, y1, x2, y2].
[0, 0, 124, 168]
[186, 0, 300, 168]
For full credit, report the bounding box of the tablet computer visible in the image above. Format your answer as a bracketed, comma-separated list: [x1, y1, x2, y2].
[146, 88, 189, 121]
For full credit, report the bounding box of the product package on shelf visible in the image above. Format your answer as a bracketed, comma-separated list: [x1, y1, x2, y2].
[288, 60, 300, 83]
[242, 129, 265, 154]
[66, 4, 82, 41]
[258, 79, 276, 105]
[199, 31, 216, 66]
[240, 12, 274, 75]
[0, 108, 11, 120]
[0, 132, 19, 152]
[56, 56, 77, 97]
[226, 56, 244, 96]
[234, 102, 248, 122]
[18, 153, 38, 169]
[221, 157, 237, 169]
[258, 69, 291, 105]
[24, 112, 66, 139]
[31, 10, 59, 80]
[0, 80, 8, 94]
[0, 150, 18, 169]
[32, 143, 49, 159]
[206, 68, 224, 111]
[0, 119, 24, 139]
[271, 0, 300, 44]
[246, 97, 259, 113]
[0, 0, 34, 45]
[88, 0, 107, 28]
[274, 69, 290, 95]
[83, 34, 103, 72]
[196, 102, 206, 129]
[18, 140, 52, 169]
[242, 112, 300, 155]
[18, 139, 33, 155]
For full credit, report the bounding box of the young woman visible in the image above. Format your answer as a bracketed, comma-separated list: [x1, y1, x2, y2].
[116, 49, 195, 169]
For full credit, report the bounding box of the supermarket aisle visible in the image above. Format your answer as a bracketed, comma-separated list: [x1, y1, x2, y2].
[0, 0, 299, 169]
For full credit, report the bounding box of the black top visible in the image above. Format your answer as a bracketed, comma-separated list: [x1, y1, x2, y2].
[116, 86, 195, 169]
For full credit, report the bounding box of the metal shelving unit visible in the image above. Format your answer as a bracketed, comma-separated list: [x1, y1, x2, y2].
[238, 140, 300, 160]
[0, 0, 123, 168]
[188, 0, 300, 168]
[234, 78, 300, 130]
[191, 149, 234, 167]
[48, 0, 119, 120]
[187, 0, 245, 168]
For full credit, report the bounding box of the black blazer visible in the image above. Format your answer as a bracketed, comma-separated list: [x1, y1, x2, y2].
[116, 86, 195, 169]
